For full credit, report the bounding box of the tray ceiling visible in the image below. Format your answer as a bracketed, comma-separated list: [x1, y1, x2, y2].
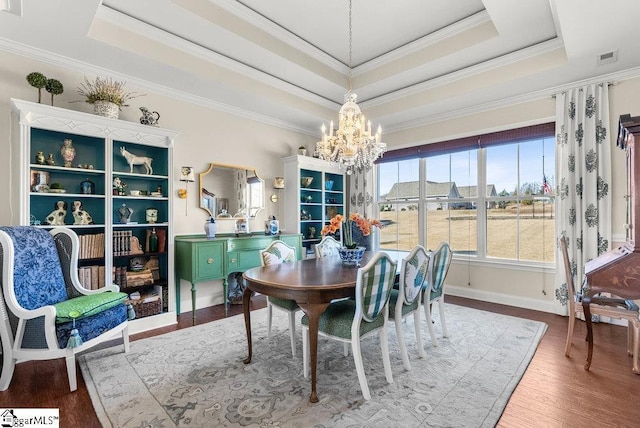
[1, 0, 639, 136]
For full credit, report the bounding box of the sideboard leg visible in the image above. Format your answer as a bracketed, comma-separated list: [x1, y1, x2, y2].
[190, 282, 197, 325]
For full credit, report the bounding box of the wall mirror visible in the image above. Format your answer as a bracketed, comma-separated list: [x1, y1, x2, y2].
[199, 163, 264, 219]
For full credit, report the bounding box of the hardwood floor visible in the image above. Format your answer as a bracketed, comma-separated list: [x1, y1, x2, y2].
[0, 295, 638, 427]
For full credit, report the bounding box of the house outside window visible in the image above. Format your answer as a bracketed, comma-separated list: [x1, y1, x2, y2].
[377, 123, 555, 264]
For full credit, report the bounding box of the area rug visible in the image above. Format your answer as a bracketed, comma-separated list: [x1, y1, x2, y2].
[79, 304, 546, 427]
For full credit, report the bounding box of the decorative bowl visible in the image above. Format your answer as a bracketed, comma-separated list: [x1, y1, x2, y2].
[338, 246, 366, 266]
[300, 176, 314, 188]
[129, 190, 141, 196]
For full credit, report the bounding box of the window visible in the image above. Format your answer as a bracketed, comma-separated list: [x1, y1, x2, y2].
[377, 124, 555, 263]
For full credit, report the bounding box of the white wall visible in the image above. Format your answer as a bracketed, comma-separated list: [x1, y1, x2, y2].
[0, 50, 316, 314]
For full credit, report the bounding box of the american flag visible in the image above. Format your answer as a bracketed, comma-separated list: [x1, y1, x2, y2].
[542, 175, 552, 193]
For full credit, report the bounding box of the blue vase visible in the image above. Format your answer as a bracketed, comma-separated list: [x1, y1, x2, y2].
[350, 222, 372, 251]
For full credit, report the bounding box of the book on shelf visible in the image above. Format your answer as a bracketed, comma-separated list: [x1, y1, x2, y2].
[77, 264, 104, 289]
[78, 232, 105, 260]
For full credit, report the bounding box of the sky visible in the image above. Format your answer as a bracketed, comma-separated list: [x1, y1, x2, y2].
[378, 137, 556, 196]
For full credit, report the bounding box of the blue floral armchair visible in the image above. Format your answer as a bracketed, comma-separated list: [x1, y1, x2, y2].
[0, 226, 131, 391]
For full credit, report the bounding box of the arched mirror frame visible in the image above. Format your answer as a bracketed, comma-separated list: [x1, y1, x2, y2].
[199, 162, 265, 219]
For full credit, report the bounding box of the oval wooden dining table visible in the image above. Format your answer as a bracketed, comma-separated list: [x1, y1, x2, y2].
[242, 252, 385, 403]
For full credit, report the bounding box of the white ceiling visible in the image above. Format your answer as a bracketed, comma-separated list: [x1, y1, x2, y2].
[1, 0, 640, 137]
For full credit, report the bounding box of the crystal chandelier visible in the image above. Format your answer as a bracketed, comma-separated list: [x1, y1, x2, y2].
[315, 0, 386, 175]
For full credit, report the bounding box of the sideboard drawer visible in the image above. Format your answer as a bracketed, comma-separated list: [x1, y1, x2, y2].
[227, 250, 262, 272]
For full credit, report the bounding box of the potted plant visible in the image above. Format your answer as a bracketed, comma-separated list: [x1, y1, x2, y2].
[76, 76, 144, 119]
[45, 78, 63, 106]
[26, 72, 47, 103]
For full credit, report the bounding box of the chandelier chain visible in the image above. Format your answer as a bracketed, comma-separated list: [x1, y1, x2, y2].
[348, 0, 352, 92]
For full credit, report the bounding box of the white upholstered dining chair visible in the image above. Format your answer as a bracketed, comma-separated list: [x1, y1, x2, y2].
[388, 245, 429, 370]
[423, 241, 452, 347]
[314, 235, 341, 258]
[260, 240, 300, 357]
[301, 251, 397, 400]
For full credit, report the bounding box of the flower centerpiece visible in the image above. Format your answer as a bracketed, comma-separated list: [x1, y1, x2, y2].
[76, 76, 144, 119]
[321, 213, 383, 265]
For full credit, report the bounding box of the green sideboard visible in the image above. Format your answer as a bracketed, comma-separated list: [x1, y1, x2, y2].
[174, 233, 303, 321]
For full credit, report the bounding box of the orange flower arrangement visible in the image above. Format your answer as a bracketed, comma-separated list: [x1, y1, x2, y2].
[321, 213, 383, 249]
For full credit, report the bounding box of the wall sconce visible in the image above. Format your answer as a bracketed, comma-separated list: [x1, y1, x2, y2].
[271, 177, 284, 202]
[179, 166, 195, 215]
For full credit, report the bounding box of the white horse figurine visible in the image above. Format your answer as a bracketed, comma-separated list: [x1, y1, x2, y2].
[120, 147, 153, 175]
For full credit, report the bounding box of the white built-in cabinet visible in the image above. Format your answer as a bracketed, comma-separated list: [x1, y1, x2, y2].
[10, 99, 178, 333]
[283, 155, 345, 257]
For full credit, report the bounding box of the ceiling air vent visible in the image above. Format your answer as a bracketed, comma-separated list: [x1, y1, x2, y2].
[597, 50, 618, 66]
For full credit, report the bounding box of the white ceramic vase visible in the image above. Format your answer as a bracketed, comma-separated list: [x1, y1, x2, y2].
[204, 218, 218, 239]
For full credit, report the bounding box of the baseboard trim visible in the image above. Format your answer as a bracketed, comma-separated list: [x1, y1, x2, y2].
[446, 284, 557, 314]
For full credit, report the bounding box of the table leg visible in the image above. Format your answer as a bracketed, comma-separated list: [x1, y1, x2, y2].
[583, 297, 593, 371]
[191, 282, 197, 325]
[298, 302, 330, 403]
[242, 286, 255, 364]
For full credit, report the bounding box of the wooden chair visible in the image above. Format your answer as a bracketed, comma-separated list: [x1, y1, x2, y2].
[559, 236, 640, 373]
[301, 251, 397, 400]
[0, 226, 130, 391]
[260, 240, 300, 357]
[423, 242, 452, 347]
[314, 235, 341, 258]
[388, 245, 429, 370]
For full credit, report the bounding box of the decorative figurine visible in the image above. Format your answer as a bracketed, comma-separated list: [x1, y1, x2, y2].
[60, 139, 75, 167]
[139, 107, 160, 126]
[307, 226, 316, 239]
[120, 147, 153, 175]
[145, 207, 158, 224]
[45, 153, 55, 165]
[44, 200, 67, 225]
[35, 151, 45, 165]
[118, 203, 133, 224]
[72, 200, 93, 225]
[113, 176, 126, 195]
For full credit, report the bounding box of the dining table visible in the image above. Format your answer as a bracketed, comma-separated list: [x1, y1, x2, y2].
[241, 250, 405, 403]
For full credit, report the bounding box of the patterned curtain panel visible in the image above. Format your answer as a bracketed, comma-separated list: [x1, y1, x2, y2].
[554, 83, 611, 315]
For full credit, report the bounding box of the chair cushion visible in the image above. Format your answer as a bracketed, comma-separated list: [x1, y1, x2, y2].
[388, 289, 419, 319]
[301, 299, 385, 340]
[0, 226, 69, 309]
[261, 242, 296, 266]
[55, 303, 128, 349]
[53, 292, 128, 323]
[269, 297, 299, 311]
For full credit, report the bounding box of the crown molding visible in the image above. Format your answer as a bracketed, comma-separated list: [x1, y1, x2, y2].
[0, 36, 316, 136]
[353, 10, 490, 76]
[363, 38, 564, 109]
[386, 65, 640, 134]
[211, 0, 348, 72]
[97, 5, 336, 110]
